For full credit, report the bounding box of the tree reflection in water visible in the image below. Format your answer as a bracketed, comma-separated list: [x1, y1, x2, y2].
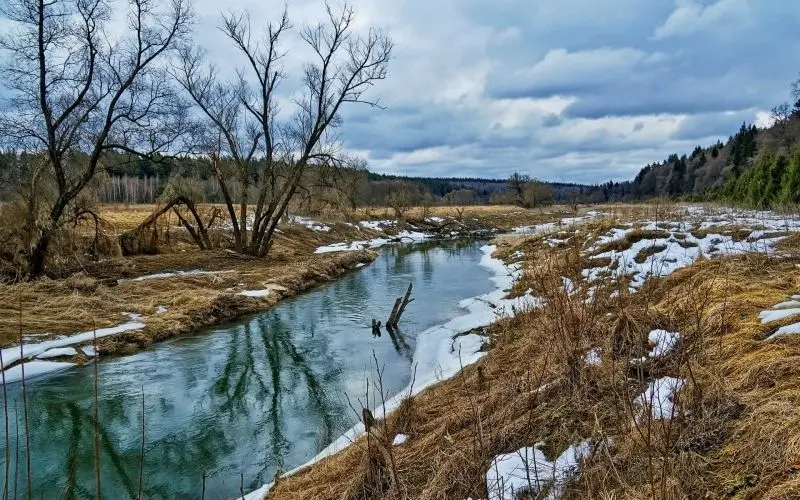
[0, 240, 492, 499]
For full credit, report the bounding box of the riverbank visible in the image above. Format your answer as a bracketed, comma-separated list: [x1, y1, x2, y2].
[0, 205, 570, 370]
[257, 204, 800, 499]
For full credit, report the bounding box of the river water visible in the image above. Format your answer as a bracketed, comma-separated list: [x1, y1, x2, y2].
[0, 240, 493, 499]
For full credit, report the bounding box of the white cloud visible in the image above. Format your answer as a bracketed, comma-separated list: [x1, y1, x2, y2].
[755, 110, 774, 128]
[486, 97, 576, 129]
[497, 47, 670, 97]
[654, 0, 752, 39]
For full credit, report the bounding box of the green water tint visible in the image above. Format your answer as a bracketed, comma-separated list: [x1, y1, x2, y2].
[0, 240, 493, 499]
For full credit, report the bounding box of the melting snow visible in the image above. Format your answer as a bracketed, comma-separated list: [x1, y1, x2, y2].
[36, 347, 78, 359]
[486, 441, 591, 500]
[315, 231, 429, 254]
[0, 314, 144, 369]
[127, 269, 233, 282]
[773, 300, 800, 309]
[637, 377, 685, 420]
[238, 289, 271, 298]
[766, 322, 800, 340]
[513, 212, 603, 235]
[584, 348, 601, 366]
[82, 345, 97, 357]
[648, 329, 680, 357]
[392, 434, 408, 446]
[288, 215, 331, 232]
[759, 308, 800, 324]
[1, 361, 75, 384]
[359, 220, 396, 230]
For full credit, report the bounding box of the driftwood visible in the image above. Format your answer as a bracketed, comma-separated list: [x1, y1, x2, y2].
[387, 283, 414, 328]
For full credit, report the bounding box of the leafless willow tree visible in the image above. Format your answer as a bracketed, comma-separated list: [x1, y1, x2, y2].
[0, 0, 192, 277]
[176, 3, 391, 256]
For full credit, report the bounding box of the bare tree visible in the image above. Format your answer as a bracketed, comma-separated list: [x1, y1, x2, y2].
[0, 0, 192, 277]
[770, 102, 793, 151]
[313, 156, 369, 212]
[386, 184, 412, 218]
[507, 172, 531, 205]
[177, 3, 391, 256]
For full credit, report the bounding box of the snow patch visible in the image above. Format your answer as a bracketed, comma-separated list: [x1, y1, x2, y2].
[36, 347, 78, 359]
[0, 314, 145, 370]
[765, 322, 800, 340]
[637, 377, 685, 420]
[359, 220, 396, 230]
[584, 348, 601, 366]
[127, 269, 232, 282]
[315, 230, 429, 254]
[238, 289, 271, 298]
[486, 441, 591, 500]
[1, 361, 75, 384]
[759, 308, 800, 324]
[392, 434, 408, 446]
[288, 215, 331, 232]
[648, 329, 680, 357]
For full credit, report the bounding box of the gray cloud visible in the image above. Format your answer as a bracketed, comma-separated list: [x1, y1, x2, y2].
[189, 0, 800, 182]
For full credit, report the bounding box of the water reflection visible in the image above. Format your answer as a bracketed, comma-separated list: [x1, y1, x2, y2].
[0, 241, 492, 499]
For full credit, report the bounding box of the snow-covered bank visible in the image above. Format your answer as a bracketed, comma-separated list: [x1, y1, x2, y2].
[1, 360, 75, 384]
[314, 230, 429, 253]
[0, 314, 145, 384]
[124, 269, 234, 282]
[512, 210, 602, 234]
[242, 244, 535, 499]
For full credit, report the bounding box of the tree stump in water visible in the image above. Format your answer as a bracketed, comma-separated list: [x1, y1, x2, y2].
[372, 319, 382, 337]
[387, 283, 414, 328]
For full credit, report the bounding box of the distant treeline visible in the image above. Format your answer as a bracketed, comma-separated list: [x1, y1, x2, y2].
[7, 77, 800, 210]
[0, 152, 626, 207]
[615, 75, 800, 208]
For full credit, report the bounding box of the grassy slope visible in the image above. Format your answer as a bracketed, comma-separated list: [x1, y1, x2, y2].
[265, 205, 800, 499]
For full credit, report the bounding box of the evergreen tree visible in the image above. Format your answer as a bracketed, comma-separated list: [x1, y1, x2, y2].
[668, 157, 686, 197]
[778, 150, 800, 205]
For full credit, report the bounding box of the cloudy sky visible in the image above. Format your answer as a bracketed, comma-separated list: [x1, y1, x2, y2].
[194, 0, 799, 183]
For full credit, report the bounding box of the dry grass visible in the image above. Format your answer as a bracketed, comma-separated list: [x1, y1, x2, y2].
[0, 249, 374, 349]
[265, 230, 800, 500]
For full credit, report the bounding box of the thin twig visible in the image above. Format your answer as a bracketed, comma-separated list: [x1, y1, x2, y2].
[19, 301, 31, 500]
[92, 320, 101, 499]
[0, 342, 9, 500]
[138, 385, 145, 500]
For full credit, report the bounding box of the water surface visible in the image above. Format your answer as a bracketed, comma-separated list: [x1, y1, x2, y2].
[0, 240, 493, 499]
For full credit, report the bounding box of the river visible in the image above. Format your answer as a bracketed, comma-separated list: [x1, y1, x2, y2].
[0, 240, 495, 499]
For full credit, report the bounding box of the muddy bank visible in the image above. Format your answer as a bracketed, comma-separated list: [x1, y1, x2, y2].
[0, 250, 376, 369]
[97, 250, 377, 355]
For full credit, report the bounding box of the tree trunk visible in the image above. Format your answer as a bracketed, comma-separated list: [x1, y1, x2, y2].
[239, 173, 249, 250]
[27, 231, 52, 278]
